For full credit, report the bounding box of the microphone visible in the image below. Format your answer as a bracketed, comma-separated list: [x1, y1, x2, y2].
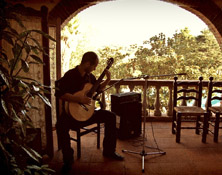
[147, 73, 187, 78]
[176, 73, 187, 76]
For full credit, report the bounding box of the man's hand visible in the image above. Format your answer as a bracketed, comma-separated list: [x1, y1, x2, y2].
[104, 69, 111, 81]
[79, 96, 92, 105]
[98, 69, 111, 92]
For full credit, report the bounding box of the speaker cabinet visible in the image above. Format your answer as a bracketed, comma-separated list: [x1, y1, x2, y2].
[111, 93, 142, 139]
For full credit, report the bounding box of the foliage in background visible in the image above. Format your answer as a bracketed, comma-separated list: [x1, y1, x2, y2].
[0, 1, 55, 174]
[61, 17, 81, 74]
[62, 16, 222, 112]
[62, 19, 222, 81]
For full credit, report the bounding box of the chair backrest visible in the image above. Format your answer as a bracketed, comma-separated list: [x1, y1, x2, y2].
[55, 79, 64, 120]
[173, 76, 203, 107]
[207, 77, 222, 109]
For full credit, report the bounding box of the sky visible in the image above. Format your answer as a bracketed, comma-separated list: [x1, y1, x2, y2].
[76, 0, 208, 48]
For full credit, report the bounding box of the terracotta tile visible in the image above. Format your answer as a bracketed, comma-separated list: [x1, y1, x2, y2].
[48, 122, 222, 175]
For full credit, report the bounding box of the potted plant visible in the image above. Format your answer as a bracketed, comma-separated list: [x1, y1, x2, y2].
[0, 1, 55, 174]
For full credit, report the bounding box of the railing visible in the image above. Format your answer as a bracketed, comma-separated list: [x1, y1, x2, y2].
[101, 79, 210, 118]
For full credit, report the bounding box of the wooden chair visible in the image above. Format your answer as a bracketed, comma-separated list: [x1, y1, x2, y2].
[172, 76, 208, 143]
[203, 77, 222, 142]
[55, 80, 101, 159]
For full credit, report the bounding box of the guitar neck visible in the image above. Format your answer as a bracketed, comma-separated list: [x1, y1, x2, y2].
[87, 58, 113, 98]
[87, 70, 106, 98]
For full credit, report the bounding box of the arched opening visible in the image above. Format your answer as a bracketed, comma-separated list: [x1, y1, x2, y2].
[47, 0, 222, 158]
[59, 0, 221, 76]
[2, 0, 222, 164]
[51, 0, 222, 119]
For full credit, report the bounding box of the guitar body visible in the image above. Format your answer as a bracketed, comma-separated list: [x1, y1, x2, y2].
[67, 83, 95, 121]
[66, 57, 114, 122]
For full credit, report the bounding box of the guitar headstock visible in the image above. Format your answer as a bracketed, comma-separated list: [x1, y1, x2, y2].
[107, 58, 114, 68]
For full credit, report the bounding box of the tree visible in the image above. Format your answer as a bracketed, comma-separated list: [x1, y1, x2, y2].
[0, 1, 55, 174]
[93, 28, 222, 111]
[63, 18, 222, 112]
[61, 16, 80, 74]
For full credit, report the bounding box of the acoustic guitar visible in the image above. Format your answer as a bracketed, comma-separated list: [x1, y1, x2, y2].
[66, 58, 114, 121]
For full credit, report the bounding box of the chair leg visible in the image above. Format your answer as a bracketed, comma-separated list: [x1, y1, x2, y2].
[176, 113, 181, 143]
[202, 113, 208, 143]
[97, 123, 100, 149]
[196, 115, 200, 134]
[56, 129, 62, 150]
[214, 113, 220, 142]
[77, 130, 81, 159]
[172, 110, 176, 134]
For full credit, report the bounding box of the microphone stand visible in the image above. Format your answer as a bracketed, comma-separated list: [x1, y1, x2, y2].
[94, 73, 186, 172]
[122, 75, 166, 173]
[121, 73, 186, 172]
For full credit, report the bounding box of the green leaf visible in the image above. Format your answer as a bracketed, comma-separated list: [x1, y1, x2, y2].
[38, 87, 51, 94]
[41, 165, 49, 168]
[21, 59, 29, 72]
[8, 26, 19, 37]
[30, 55, 44, 64]
[28, 61, 40, 65]
[2, 31, 14, 46]
[32, 84, 40, 91]
[29, 38, 42, 51]
[0, 52, 9, 65]
[8, 57, 14, 66]
[0, 141, 9, 155]
[8, 13, 26, 29]
[38, 94, 51, 107]
[24, 169, 32, 175]
[0, 69, 9, 86]
[16, 76, 41, 84]
[18, 80, 30, 89]
[27, 165, 41, 170]
[11, 107, 26, 136]
[41, 167, 55, 173]
[12, 43, 22, 58]
[21, 147, 40, 163]
[29, 148, 42, 159]
[29, 29, 56, 42]
[11, 108, 22, 123]
[25, 101, 32, 109]
[1, 98, 9, 116]
[18, 30, 31, 40]
[30, 46, 39, 55]
[24, 43, 31, 54]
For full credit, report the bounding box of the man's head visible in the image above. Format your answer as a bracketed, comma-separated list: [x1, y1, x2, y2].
[81, 51, 99, 73]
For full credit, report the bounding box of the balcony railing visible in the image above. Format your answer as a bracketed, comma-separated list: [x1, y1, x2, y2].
[101, 79, 211, 118]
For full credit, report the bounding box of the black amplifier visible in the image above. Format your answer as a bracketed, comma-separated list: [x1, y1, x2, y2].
[111, 92, 141, 105]
[111, 92, 141, 116]
[111, 92, 142, 139]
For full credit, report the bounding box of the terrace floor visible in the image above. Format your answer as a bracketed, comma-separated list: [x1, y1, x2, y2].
[47, 122, 222, 175]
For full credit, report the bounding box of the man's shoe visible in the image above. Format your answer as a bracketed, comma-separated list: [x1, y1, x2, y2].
[61, 161, 73, 174]
[103, 151, 124, 160]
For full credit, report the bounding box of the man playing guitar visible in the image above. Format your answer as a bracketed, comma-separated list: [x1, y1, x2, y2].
[55, 51, 124, 173]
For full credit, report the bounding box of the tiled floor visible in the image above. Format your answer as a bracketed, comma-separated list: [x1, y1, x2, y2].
[47, 122, 222, 175]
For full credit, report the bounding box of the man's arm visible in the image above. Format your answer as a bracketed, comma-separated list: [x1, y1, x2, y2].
[60, 93, 91, 104]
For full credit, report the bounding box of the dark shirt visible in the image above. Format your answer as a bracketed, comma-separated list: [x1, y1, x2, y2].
[55, 66, 97, 98]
